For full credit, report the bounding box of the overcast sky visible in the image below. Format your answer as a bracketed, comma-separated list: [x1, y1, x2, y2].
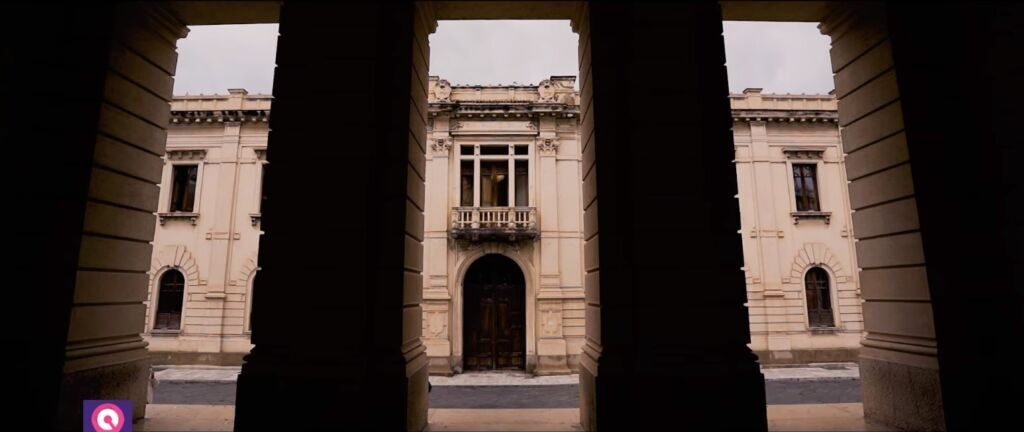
[172, 21, 833, 96]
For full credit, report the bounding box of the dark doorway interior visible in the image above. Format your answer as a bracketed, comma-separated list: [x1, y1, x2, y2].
[463, 254, 526, 370]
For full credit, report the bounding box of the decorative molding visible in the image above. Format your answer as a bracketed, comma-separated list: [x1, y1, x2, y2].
[790, 243, 847, 281]
[434, 79, 452, 102]
[150, 245, 201, 288]
[431, 138, 453, 154]
[537, 138, 559, 154]
[249, 213, 262, 227]
[254, 149, 267, 161]
[158, 212, 199, 225]
[170, 110, 269, 125]
[237, 252, 259, 288]
[166, 149, 207, 161]
[783, 148, 826, 160]
[791, 211, 832, 225]
[538, 79, 556, 102]
[450, 119, 463, 131]
[426, 311, 448, 338]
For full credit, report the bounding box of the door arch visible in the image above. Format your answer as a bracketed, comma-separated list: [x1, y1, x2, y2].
[463, 254, 526, 370]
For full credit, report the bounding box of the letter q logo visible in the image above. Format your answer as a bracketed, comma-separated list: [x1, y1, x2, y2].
[84, 400, 132, 432]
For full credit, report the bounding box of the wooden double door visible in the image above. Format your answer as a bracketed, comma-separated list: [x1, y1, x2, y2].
[464, 254, 526, 370]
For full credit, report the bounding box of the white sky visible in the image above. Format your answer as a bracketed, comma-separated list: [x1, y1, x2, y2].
[172, 21, 833, 96]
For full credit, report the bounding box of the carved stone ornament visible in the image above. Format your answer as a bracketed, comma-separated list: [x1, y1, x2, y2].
[538, 80, 556, 102]
[435, 79, 452, 102]
[167, 149, 207, 161]
[783, 149, 825, 159]
[431, 138, 453, 154]
[542, 310, 560, 336]
[427, 312, 448, 338]
[537, 138, 559, 154]
[450, 119, 464, 131]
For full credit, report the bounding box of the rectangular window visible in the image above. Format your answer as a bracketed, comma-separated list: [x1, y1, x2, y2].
[170, 164, 198, 212]
[461, 160, 474, 207]
[793, 164, 820, 211]
[479, 161, 509, 207]
[259, 165, 267, 211]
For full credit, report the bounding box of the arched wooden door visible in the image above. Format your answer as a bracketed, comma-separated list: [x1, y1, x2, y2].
[463, 254, 526, 370]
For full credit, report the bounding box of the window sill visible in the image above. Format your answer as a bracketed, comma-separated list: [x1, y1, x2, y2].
[158, 212, 199, 225]
[808, 326, 840, 335]
[791, 211, 831, 225]
[150, 329, 182, 336]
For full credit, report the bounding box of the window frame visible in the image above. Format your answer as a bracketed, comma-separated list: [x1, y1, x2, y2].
[151, 267, 188, 333]
[161, 151, 206, 214]
[802, 266, 839, 329]
[456, 142, 532, 208]
[791, 162, 822, 212]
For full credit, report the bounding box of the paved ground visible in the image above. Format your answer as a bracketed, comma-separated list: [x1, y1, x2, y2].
[153, 363, 862, 407]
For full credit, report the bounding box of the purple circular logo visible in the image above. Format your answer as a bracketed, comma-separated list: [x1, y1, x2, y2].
[90, 403, 125, 432]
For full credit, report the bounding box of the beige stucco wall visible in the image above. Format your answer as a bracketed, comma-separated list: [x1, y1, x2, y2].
[143, 89, 268, 360]
[143, 85, 862, 368]
[732, 89, 864, 363]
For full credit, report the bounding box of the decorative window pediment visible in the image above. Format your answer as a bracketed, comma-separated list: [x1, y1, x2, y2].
[783, 148, 825, 160]
[167, 149, 207, 161]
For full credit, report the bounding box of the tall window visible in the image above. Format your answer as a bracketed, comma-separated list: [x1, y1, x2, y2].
[804, 267, 834, 327]
[154, 269, 186, 330]
[459, 144, 529, 207]
[792, 163, 820, 211]
[259, 164, 268, 212]
[169, 164, 198, 212]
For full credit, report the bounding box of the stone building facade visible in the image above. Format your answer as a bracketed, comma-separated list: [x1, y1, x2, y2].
[421, 76, 586, 375]
[143, 89, 268, 364]
[143, 84, 862, 367]
[731, 89, 863, 363]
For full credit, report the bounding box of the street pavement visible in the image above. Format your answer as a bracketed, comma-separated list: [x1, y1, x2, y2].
[152, 363, 862, 407]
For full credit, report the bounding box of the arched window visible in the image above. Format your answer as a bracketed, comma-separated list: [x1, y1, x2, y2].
[805, 267, 834, 327]
[154, 269, 185, 330]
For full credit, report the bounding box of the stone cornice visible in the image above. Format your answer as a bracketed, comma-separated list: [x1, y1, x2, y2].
[171, 109, 270, 125]
[731, 110, 838, 123]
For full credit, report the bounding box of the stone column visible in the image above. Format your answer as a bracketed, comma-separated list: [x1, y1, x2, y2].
[423, 116, 454, 375]
[826, 3, 1023, 430]
[536, 117, 571, 374]
[234, 3, 432, 430]
[577, 3, 766, 430]
[820, 4, 943, 430]
[8, 3, 187, 429]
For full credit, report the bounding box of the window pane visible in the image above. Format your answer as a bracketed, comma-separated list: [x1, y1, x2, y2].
[461, 161, 474, 207]
[793, 166, 806, 211]
[259, 165, 267, 211]
[170, 165, 198, 212]
[804, 165, 820, 211]
[156, 270, 185, 330]
[514, 145, 529, 155]
[480, 145, 509, 155]
[515, 160, 528, 206]
[460, 145, 474, 156]
[479, 161, 508, 206]
[805, 268, 834, 327]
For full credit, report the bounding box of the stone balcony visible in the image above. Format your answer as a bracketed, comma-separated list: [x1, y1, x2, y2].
[450, 207, 538, 242]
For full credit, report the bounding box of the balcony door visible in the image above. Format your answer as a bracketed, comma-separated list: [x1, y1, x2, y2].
[464, 254, 526, 370]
